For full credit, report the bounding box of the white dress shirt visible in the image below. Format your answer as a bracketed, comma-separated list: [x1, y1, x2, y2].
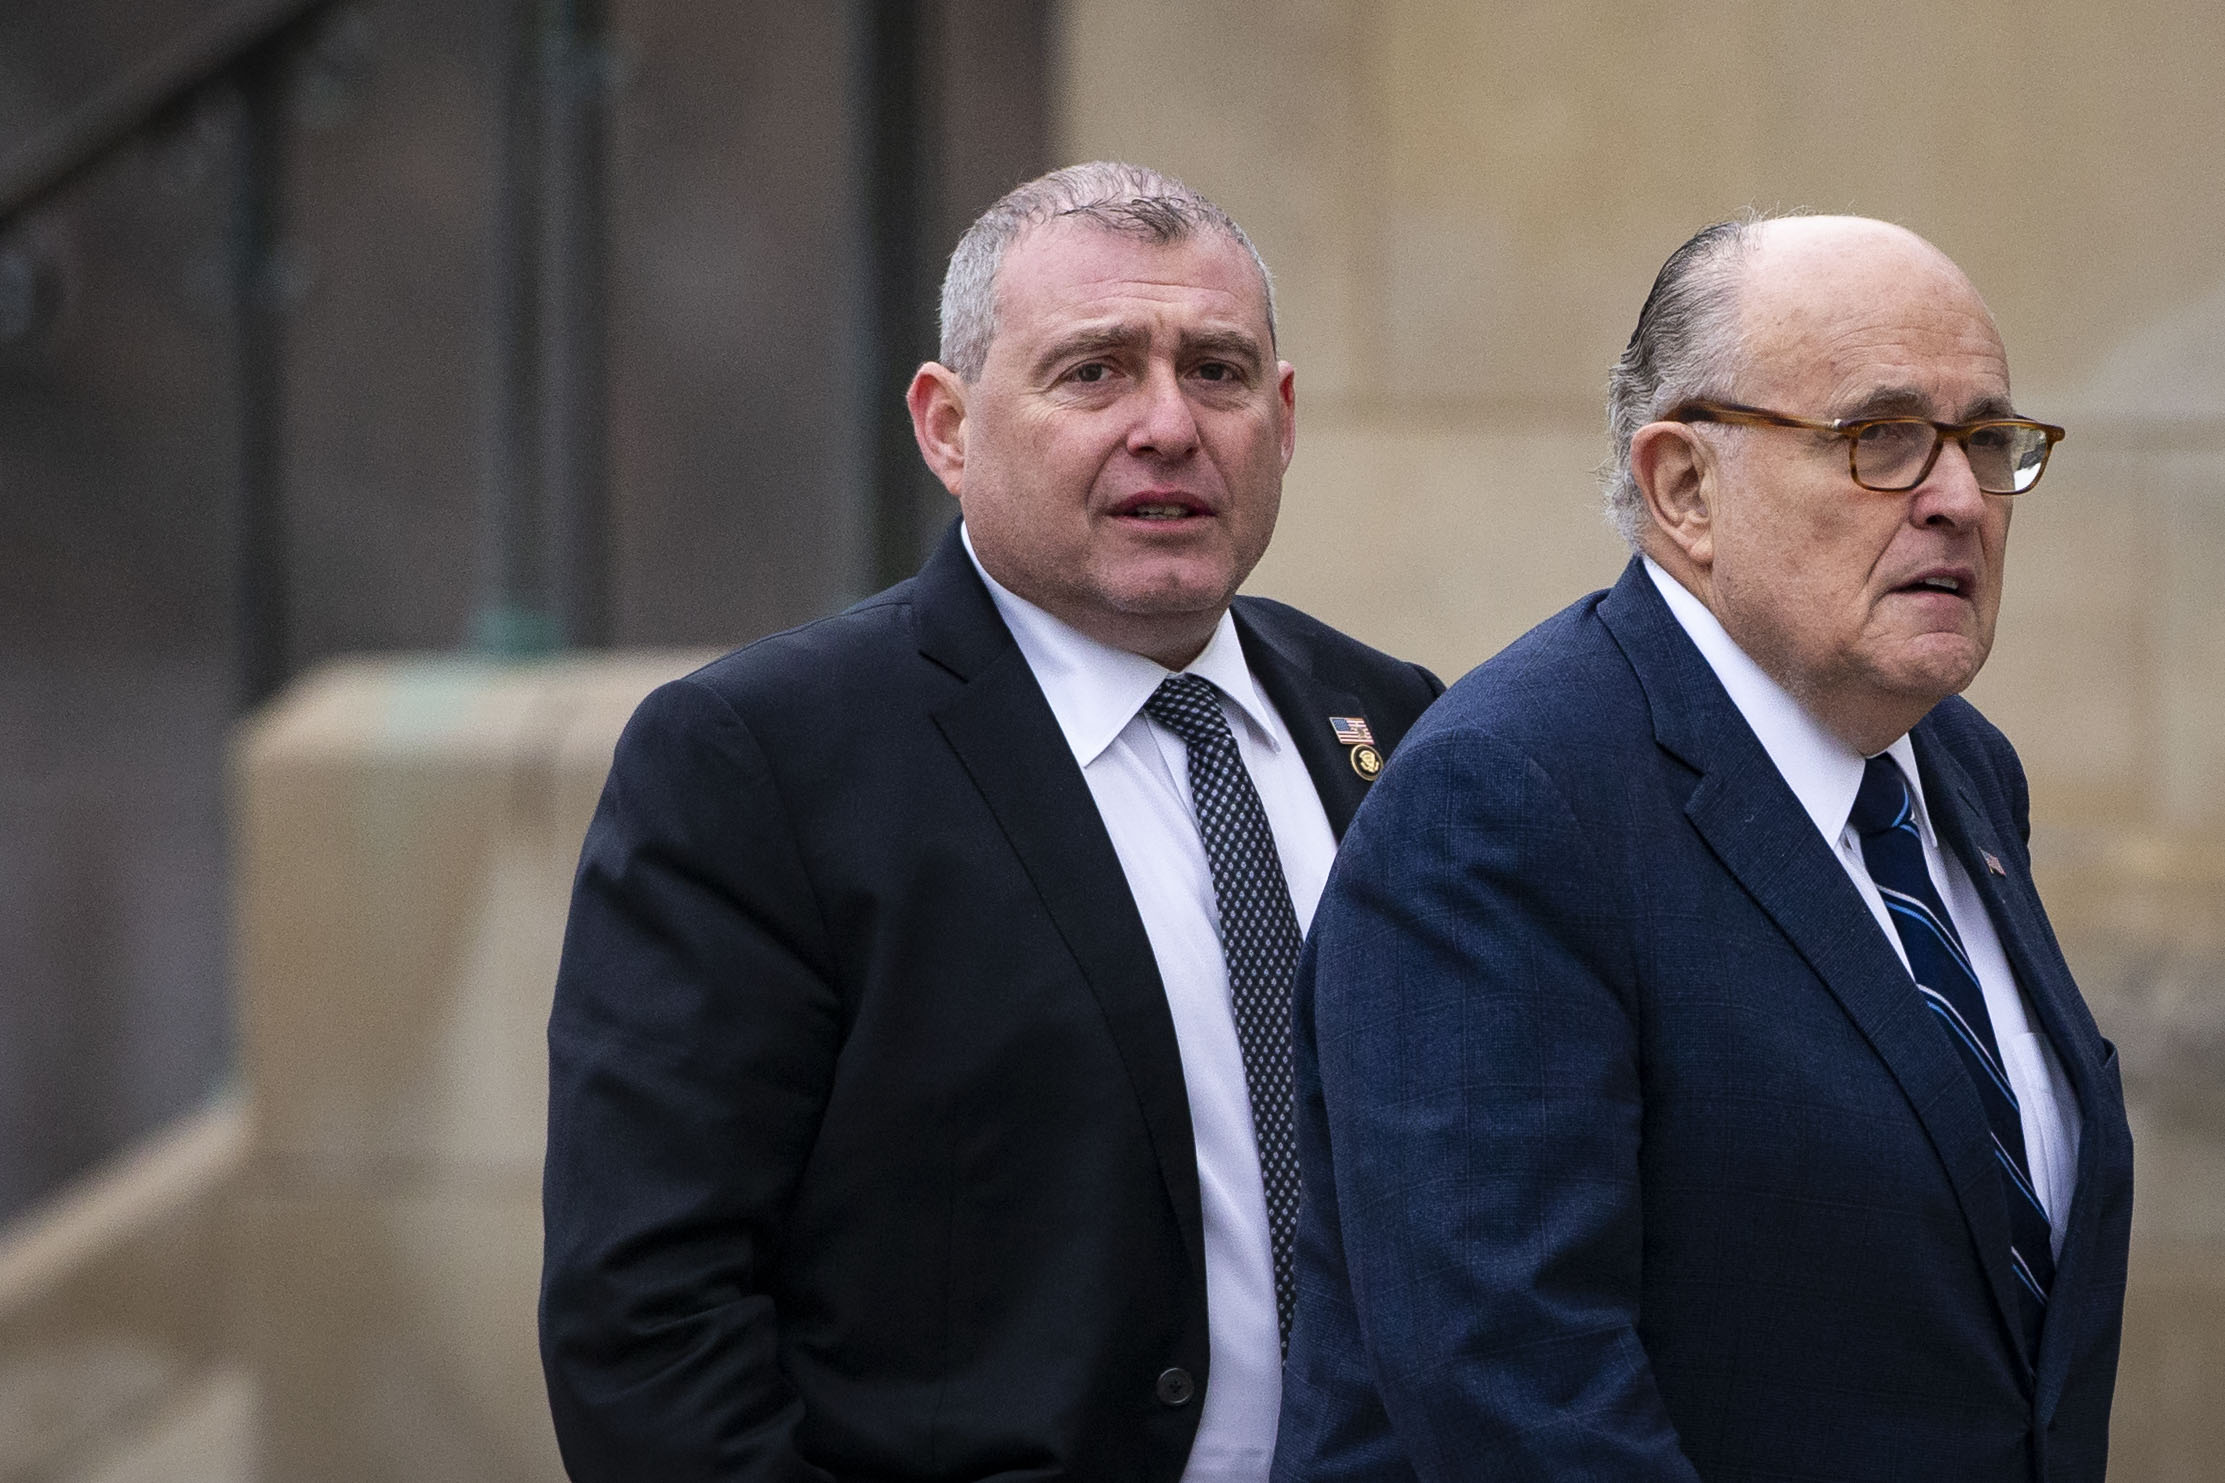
[1643, 557, 2080, 1251]
[966, 528, 1334, 1481]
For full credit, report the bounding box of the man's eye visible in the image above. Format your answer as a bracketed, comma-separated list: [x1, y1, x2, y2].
[1071, 363, 1110, 384]
[1195, 362, 1234, 382]
[1966, 424, 2010, 452]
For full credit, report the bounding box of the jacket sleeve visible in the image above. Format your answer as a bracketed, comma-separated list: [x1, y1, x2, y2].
[539, 676, 839, 1483]
[1282, 721, 1702, 1481]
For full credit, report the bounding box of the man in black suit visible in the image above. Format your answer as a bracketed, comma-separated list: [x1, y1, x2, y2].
[1275, 216, 2132, 1481]
[539, 161, 1441, 1482]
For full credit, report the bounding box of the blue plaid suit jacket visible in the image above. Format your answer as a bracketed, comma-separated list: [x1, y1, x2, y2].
[1274, 558, 2133, 1483]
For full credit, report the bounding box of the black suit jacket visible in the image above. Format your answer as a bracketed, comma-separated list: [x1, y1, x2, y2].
[540, 522, 1443, 1482]
[1276, 558, 2133, 1482]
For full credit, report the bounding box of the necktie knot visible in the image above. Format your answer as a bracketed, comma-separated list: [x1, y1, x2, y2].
[1849, 754, 1914, 838]
[1143, 673, 1227, 749]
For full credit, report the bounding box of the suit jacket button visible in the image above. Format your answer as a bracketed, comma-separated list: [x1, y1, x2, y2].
[1154, 1367, 1196, 1407]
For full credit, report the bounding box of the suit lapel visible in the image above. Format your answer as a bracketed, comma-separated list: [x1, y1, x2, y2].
[1914, 737, 2100, 1103]
[912, 524, 1206, 1281]
[1914, 734, 2118, 1411]
[1233, 604, 1373, 838]
[1598, 561, 2031, 1364]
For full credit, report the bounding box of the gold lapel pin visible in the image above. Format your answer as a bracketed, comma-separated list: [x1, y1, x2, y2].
[1331, 717, 1381, 780]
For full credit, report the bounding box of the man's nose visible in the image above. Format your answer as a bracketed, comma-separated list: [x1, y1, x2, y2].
[1127, 363, 1201, 458]
[1913, 436, 1990, 525]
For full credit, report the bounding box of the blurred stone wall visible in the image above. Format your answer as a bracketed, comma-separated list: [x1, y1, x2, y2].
[229, 654, 706, 1482]
[0, 0, 1047, 1227]
[0, 654, 700, 1482]
[1059, 0, 2225, 1471]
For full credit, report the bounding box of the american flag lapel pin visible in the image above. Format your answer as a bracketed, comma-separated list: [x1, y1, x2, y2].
[1330, 717, 1383, 780]
[1982, 850, 2007, 878]
[1329, 716, 1375, 746]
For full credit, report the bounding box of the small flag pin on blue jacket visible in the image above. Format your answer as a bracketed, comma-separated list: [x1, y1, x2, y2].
[1983, 850, 2007, 877]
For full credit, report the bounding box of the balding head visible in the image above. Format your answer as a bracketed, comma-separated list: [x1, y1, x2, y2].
[1602, 215, 2003, 547]
[1729, 217, 2004, 427]
[1621, 215, 2028, 752]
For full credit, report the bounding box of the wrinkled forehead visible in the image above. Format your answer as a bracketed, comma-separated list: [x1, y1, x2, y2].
[1732, 225, 2011, 413]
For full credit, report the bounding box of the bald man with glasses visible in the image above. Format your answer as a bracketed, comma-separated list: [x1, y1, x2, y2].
[1274, 216, 2132, 1483]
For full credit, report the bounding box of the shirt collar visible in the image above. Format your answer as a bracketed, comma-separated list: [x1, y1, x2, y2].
[963, 523, 1283, 767]
[1642, 555, 1934, 847]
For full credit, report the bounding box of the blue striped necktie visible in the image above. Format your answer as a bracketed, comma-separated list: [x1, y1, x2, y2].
[1850, 754, 2052, 1354]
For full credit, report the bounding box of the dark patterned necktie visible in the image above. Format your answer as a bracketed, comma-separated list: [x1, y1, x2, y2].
[1850, 754, 2052, 1354]
[1143, 673, 1302, 1354]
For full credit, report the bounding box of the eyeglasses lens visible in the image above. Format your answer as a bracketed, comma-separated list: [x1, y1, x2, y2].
[1851, 421, 1936, 490]
[1969, 424, 2052, 493]
[1853, 420, 2051, 493]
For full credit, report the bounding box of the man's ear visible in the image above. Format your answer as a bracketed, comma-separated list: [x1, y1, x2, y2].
[1630, 420, 1716, 570]
[1274, 361, 1296, 471]
[908, 363, 968, 497]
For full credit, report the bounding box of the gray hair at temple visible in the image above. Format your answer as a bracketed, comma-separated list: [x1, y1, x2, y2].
[938, 161, 1276, 383]
[1601, 217, 1765, 548]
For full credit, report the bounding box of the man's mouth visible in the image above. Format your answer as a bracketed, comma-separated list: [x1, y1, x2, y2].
[1112, 494, 1209, 521]
[1896, 568, 1975, 598]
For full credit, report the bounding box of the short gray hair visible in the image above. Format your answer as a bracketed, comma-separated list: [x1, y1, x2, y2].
[1601, 218, 1762, 547]
[938, 161, 1276, 382]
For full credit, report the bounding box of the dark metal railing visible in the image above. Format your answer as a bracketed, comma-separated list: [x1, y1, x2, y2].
[0, 0, 614, 704]
[0, 0, 337, 232]
[478, 0, 613, 658]
[0, 0, 340, 705]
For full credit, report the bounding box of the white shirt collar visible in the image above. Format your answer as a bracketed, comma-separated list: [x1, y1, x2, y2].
[962, 523, 1284, 767]
[1641, 555, 1934, 847]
